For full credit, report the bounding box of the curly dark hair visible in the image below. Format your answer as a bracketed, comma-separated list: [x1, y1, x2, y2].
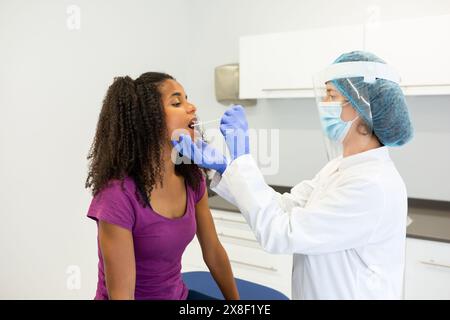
[85, 72, 204, 207]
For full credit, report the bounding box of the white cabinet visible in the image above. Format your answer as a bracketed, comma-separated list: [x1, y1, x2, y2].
[182, 209, 293, 298]
[365, 15, 450, 96]
[239, 15, 450, 99]
[405, 237, 450, 300]
[239, 25, 364, 99]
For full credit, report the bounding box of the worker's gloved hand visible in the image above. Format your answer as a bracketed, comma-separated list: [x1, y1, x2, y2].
[220, 104, 250, 161]
[171, 134, 228, 174]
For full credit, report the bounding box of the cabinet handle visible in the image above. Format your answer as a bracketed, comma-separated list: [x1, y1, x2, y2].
[229, 259, 278, 272]
[214, 216, 246, 225]
[262, 87, 311, 91]
[217, 232, 257, 243]
[401, 84, 450, 88]
[420, 260, 450, 269]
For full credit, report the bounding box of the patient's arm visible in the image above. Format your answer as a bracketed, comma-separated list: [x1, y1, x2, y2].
[195, 190, 240, 300]
[98, 220, 136, 300]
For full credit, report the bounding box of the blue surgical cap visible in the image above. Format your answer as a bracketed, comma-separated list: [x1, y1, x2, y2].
[331, 51, 414, 147]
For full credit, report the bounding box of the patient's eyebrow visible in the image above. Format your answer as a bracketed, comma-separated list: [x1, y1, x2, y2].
[170, 92, 188, 99]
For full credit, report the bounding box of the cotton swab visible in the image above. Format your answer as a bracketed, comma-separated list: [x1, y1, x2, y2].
[191, 118, 221, 127]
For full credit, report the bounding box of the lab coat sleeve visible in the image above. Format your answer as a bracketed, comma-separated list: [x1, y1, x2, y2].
[211, 162, 321, 210]
[211, 171, 238, 206]
[275, 175, 319, 212]
[212, 154, 384, 255]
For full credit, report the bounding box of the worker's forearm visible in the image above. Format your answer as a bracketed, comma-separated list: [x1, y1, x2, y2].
[218, 154, 293, 253]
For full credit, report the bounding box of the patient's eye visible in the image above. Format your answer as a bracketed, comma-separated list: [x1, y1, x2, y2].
[172, 98, 181, 107]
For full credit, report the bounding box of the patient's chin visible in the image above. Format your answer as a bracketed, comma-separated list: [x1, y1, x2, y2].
[171, 128, 191, 141]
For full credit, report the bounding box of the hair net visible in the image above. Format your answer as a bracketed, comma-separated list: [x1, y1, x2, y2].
[331, 51, 414, 147]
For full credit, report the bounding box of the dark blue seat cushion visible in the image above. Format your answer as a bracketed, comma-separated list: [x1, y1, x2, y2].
[182, 271, 289, 300]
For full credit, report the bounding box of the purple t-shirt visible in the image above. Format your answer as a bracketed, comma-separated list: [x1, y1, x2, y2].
[87, 175, 206, 300]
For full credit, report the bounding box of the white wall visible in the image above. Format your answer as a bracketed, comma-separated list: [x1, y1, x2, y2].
[0, 0, 193, 299]
[1, 0, 449, 299]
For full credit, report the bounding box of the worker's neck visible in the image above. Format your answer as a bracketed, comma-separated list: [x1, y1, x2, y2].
[343, 136, 382, 158]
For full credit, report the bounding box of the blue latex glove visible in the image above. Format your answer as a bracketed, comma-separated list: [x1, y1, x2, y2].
[220, 104, 250, 161]
[171, 134, 228, 174]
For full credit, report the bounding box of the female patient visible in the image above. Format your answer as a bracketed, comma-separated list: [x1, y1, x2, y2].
[85, 72, 239, 300]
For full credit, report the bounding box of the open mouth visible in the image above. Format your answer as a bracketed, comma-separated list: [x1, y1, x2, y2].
[188, 117, 198, 129]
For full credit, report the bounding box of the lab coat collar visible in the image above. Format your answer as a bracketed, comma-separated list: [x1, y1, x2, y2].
[339, 146, 390, 170]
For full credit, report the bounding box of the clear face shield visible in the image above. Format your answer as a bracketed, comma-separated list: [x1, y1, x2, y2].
[313, 61, 401, 160]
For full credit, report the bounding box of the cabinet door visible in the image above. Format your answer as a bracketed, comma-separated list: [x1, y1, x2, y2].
[239, 25, 364, 99]
[220, 241, 292, 298]
[405, 237, 450, 299]
[365, 15, 450, 95]
[211, 210, 292, 298]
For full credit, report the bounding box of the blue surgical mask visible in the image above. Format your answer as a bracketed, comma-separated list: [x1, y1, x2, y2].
[318, 101, 358, 143]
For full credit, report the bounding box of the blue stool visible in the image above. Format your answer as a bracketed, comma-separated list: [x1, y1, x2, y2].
[182, 271, 289, 300]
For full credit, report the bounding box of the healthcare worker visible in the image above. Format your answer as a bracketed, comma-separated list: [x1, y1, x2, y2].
[172, 51, 414, 299]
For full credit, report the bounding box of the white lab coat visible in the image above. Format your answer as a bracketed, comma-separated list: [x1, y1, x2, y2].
[211, 146, 408, 300]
